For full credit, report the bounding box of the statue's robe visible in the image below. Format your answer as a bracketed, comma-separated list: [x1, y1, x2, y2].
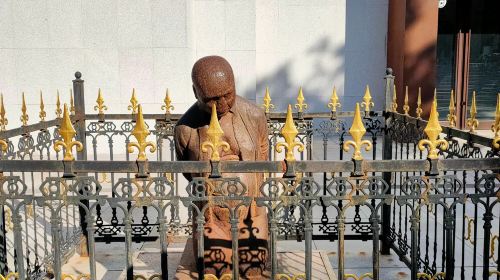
[175, 96, 269, 278]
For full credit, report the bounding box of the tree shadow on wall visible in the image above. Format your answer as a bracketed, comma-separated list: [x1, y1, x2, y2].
[255, 37, 345, 113]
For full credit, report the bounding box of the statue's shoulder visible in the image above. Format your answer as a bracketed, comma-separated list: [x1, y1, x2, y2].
[175, 103, 201, 130]
[235, 96, 266, 120]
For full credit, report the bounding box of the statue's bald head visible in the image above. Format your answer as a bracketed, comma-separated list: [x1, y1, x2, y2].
[191, 56, 236, 116]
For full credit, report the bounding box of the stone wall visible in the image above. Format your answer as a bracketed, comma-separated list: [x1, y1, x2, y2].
[0, 0, 388, 128]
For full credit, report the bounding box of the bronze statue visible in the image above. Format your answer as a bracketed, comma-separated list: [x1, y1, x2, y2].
[175, 56, 269, 279]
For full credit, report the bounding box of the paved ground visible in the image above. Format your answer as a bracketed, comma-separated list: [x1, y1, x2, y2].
[61, 238, 417, 280]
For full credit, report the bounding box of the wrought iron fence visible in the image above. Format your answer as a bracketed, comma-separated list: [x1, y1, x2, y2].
[0, 69, 499, 280]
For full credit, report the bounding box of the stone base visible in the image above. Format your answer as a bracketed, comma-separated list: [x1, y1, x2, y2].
[175, 240, 337, 280]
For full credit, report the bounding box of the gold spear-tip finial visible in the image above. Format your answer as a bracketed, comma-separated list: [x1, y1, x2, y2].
[327, 86, 341, 113]
[447, 89, 457, 128]
[201, 104, 230, 161]
[391, 84, 398, 112]
[343, 103, 372, 160]
[0, 93, 8, 131]
[262, 87, 275, 113]
[94, 88, 108, 115]
[416, 87, 423, 119]
[69, 89, 75, 115]
[161, 89, 174, 115]
[128, 89, 139, 114]
[466, 91, 479, 133]
[403, 86, 410, 116]
[20, 92, 29, 126]
[127, 105, 156, 161]
[294, 87, 308, 113]
[276, 105, 305, 161]
[492, 93, 500, 149]
[361, 85, 374, 113]
[39, 91, 46, 122]
[418, 93, 448, 159]
[54, 104, 83, 161]
[55, 90, 62, 118]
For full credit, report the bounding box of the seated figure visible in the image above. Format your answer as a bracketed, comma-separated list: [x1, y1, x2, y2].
[174, 56, 269, 279]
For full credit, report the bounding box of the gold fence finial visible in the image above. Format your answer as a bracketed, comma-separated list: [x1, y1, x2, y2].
[55, 90, 62, 118]
[201, 104, 230, 161]
[276, 105, 304, 161]
[39, 91, 46, 122]
[492, 93, 500, 149]
[94, 89, 108, 115]
[328, 86, 341, 113]
[294, 87, 308, 113]
[20, 92, 29, 126]
[127, 105, 156, 161]
[466, 91, 479, 133]
[361, 85, 374, 113]
[262, 87, 275, 113]
[54, 104, 83, 161]
[343, 103, 372, 160]
[128, 89, 139, 114]
[161, 89, 174, 114]
[70, 89, 75, 115]
[403, 86, 410, 116]
[0, 93, 8, 131]
[447, 89, 456, 128]
[418, 93, 448, 159]
[391, 84, 398, 112]
[416, 87, 423, 119]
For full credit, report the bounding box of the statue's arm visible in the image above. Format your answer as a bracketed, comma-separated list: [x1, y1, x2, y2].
[258, 112, 269, 161]
[174, 125, 193, 181]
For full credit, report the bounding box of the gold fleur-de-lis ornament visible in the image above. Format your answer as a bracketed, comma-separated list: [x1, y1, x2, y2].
[262, 87, 275, 114]
[403, 86, 410, 116]
[327, 86, 341, 115]
[343, 103, 372, 160]
[127, 105, 156, 161]
[94, 89, 108, 115]
[466, 91, 479, 133]
[55, 91, 62, 118]
[39, 91, 46, 122]
[54, 104, 83, 161]
[294, 87, 308, 113]
[0, 93, 8, 131]
[447, 89, 456, 128]
[161, 89, 174, 115]
[418, 94, 448, 159]
[361, 85, 374, 115]
[276, 105, 305, 161]
[128, 89, 139, 115]
[20, 92, 29, 126]
[492, 93, 500, 149]
[415, 87, 423, 119]
[391, 84, 398, 113]
[201, 104, 230, 161]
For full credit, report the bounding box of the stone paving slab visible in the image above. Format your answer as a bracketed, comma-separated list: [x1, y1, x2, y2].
[62, 240, 338, 279]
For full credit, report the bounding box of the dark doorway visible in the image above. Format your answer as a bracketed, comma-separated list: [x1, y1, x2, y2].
[436, 0, 500, 128]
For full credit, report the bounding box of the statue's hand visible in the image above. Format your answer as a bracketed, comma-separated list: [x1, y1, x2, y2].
[220, 154, 240, 161]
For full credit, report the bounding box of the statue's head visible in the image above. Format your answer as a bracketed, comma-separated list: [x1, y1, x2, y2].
[192, 56, 236, 117]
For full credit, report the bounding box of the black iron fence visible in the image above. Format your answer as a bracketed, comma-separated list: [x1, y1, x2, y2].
[0, 69, 498, 280]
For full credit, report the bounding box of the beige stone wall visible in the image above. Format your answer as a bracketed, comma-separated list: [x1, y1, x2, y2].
[0, 0, 388, 128]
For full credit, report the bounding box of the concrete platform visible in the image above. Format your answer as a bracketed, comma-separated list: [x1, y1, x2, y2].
[175, 239, 336, 280]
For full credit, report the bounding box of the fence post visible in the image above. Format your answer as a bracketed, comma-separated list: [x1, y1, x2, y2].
[0, 207, 7, 274]
[72, 71, 90, 257]
[381, 68, 394, 255]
